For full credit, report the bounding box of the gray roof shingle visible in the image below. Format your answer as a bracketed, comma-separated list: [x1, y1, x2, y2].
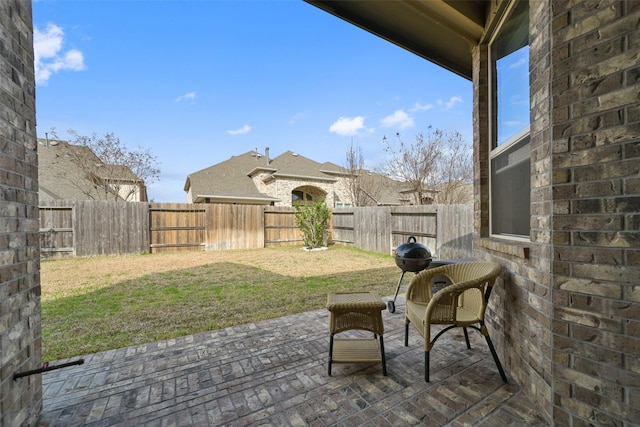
[185, 150, 280, 202]
[38, 138, 144, 202]
[184, 149, 408, 206]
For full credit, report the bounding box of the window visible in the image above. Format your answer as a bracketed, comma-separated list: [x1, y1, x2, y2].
[292, 190, 312, 203]
[489, 0, 530, 240]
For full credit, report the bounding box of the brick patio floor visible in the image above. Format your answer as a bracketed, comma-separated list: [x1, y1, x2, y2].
[37, 296, 549, 426]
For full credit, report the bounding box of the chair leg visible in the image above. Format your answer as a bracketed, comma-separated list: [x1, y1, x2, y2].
[484, 334, 508, 383]
[328, 335, 334, 376]
[380, 335, 387, 376]
[424, 351, 430, 382]
[463, 327, 471, 349]
[404, 322, 409, 347]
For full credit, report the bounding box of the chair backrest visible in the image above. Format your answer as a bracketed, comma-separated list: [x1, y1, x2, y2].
[423, 261, 502, 324]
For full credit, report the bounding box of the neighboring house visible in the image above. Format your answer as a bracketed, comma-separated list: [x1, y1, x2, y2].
[307, 0, 638, 425]
[37, 138, 147, 203]
[184, 148, 407, 207]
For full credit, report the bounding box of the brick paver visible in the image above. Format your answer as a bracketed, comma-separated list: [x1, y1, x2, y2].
[37, 296, 549, 426]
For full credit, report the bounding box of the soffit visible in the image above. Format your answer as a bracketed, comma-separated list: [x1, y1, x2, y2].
[304, 0, 487, 80]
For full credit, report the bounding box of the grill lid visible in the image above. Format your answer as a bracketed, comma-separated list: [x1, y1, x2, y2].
[394, 236, 432, 272]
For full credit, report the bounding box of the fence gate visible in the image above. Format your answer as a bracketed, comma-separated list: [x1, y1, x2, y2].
[39, 204, 74, 258]
[264, 207, 302, 246]
[149, 203, 206, 253]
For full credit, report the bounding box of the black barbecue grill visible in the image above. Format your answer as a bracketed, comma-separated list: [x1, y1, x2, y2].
[388, 236, 432, 313]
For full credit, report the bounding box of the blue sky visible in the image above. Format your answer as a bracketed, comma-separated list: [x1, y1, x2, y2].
[33, 0, 473, 202]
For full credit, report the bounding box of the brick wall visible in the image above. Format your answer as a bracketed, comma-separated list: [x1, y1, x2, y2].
[473, 0, 555, 420]
[550, 0, 639, 424]
[0, 1, 42, 426]
[474, 0, 639, 425]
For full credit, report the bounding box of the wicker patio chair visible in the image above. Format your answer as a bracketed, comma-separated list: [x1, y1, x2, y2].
[404, 261, 508, 382]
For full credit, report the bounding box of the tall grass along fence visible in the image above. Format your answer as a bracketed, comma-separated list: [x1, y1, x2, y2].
[39, 201, 472, 259]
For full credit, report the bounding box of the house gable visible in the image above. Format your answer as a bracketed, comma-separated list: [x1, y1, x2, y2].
[184, 149, 407, 207]
[37, 139, 146, 203]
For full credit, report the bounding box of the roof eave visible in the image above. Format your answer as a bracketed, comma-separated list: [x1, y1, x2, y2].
[303, 0, 487, 81]
[194, 195, 279, 205]
[268, 173, 337, 182]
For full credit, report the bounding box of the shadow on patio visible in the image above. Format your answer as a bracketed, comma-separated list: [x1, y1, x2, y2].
[37, 296, 549, 426]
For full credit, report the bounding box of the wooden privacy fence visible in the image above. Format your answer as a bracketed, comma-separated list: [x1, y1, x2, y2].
[331, 205, 473, 259]
[149, 203, 264, 252]
[39, 200, 149, 257]
[39, 201, 472, 258]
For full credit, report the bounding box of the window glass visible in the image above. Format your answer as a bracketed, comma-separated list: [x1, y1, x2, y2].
[496, 45, 529, 146]
[292, 190, 313, 203]
[491, 134, 530, 236]
[490, 0, 530, 239]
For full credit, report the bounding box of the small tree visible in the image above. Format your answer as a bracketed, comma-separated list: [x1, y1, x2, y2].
[294, 200, 331, 248]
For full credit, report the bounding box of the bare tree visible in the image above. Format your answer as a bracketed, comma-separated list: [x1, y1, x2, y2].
[381, 129, 442, 205]
[48, 128, 160, 201]
[344, 141, 384, 206]
[432, 131, 473, 204]
[381, 127, 472, 205]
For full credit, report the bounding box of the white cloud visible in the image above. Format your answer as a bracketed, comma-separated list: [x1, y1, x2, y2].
[509, 58, 527, 69]
[410, 101, 434, 112]
[329, 116, 366, 136]
[381, 110, 414, 129]
[175, 91, 196, 103]
[227, 125, 251, 135]
[34, 23, 86, 85]
[288, 112, 304, 125]
[438, 96, 463, 110]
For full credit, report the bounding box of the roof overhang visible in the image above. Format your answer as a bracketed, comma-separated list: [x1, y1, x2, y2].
[247, 166, 278, 177]
[304, 0, 487, 80]
[263, 173, 338, 184]
[194, 195, 279, 205]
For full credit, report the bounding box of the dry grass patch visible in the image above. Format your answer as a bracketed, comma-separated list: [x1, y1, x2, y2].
[41, 245, 403, 361]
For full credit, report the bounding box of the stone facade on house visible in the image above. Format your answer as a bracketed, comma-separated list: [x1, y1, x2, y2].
[185, 149, 405, 207]
[0, 1, 42, 426]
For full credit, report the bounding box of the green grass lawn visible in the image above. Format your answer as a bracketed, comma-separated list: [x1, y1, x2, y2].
[41, 246, 401, 361]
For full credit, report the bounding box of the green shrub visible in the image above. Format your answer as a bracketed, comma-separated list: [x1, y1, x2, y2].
[294, 200, 331, 248]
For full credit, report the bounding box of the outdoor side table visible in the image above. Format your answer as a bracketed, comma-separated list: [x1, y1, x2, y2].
[326, 291, 387, 376]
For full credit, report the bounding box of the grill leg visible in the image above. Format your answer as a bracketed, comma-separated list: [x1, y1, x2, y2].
[390, 271, 406, 310]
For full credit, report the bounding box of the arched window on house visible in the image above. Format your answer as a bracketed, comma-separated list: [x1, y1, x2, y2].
[292, 189, 313, 203]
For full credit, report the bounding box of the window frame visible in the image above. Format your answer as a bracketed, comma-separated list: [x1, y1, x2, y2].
[488, 0, 531, 242]
[292, 189, 313, 203]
